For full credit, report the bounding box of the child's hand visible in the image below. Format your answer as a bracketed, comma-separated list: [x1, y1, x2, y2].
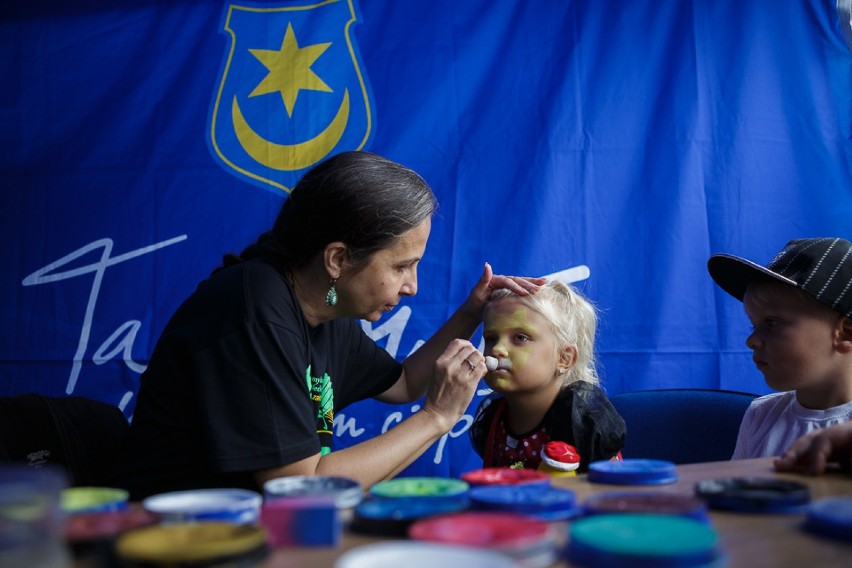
[773, 422, 852, 475]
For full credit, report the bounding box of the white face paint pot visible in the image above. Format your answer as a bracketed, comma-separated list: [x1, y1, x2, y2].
[142, 488, 262, 525]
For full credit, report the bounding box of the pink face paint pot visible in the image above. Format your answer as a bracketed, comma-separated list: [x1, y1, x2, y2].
[409, 511, 556, 567]
[260, 497, 339, 547]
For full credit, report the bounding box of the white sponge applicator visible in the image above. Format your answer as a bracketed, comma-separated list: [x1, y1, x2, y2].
[484, 356, 512, 371]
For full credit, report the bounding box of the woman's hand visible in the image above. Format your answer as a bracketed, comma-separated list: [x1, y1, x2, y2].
[420, 338, 486, 432]
[464, 262, 546, 318]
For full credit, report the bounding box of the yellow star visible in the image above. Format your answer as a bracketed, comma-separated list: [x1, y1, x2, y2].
[248, 23, 332, 117]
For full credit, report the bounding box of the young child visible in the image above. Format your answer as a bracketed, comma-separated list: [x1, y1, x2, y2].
[707, 237, 852, 459]
[469, 279, 626, 473]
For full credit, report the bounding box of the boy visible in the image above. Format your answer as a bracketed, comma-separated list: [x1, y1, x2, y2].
[707, 237, 852, 459]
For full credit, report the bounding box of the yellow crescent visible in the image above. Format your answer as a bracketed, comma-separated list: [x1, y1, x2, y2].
[232, 89, 350, 171]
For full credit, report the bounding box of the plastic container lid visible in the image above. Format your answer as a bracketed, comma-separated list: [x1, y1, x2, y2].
[335, 541, 518, 568]
[143, 488, 262, 524]
[468, 484, 579, 521]
[263, 475, 363, 509]
[581, 491, 708, 522]
[461, 467, 551, 487]
[803, 496, 852, 541]
[694, 477, 810, 514]
[115, 522, 268, 565]
[565, 513, 723, 567]
[370, 477, 469, 498]
[350, 495, 470, 537]
[409, 511, 553, 553]
[587, 459, 678, 485]
[65, 508, 158, 544]
[61, 487, 128, 515]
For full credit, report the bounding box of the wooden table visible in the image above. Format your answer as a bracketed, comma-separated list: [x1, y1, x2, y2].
[262, 458, 852, 567]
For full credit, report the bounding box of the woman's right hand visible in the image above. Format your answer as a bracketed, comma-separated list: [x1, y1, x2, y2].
[421, 338, 486, 431]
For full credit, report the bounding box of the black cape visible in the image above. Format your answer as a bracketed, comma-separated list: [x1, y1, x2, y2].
[469, 381, 626, 473]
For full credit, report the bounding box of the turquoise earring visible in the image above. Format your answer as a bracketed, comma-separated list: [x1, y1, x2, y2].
[325, 279, 338, 306]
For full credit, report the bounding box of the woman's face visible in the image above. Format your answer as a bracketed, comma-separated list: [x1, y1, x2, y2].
[339, 217, 431, 322]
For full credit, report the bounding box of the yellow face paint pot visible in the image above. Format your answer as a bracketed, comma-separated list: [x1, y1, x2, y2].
[115, 522, 268, 566]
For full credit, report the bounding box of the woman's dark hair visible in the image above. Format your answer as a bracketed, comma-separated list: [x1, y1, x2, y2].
[220, 151, 437, 272]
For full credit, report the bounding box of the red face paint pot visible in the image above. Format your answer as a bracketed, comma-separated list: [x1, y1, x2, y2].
[65, 508, 158, 564]
[461, 467, 551, 487]
[409, 511, 557, 568]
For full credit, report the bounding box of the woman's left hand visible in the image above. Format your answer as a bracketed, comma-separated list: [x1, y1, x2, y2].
[465, 262, 545, 316]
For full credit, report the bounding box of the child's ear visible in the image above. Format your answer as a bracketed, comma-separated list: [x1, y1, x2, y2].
[558, 346, 578, 374]
[835, 316, 852, 353]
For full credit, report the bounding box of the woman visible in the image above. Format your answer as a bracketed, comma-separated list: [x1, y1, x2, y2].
[111, 151, 542, 499]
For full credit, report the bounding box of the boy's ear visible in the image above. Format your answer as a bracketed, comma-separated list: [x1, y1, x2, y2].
[558, 346, 578, 374]
[835, 316, 852, 353]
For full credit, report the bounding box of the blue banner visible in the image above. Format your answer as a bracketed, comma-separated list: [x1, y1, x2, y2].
[2, 0, 851, 478]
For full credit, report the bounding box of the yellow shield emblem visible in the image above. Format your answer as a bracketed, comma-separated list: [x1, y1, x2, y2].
[209, 0, 373, 192]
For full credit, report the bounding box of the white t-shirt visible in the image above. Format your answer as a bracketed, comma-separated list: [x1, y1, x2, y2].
[732, 391, 852, 459]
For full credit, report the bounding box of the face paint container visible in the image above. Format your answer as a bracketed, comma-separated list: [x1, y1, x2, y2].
[142, 488, 262, 525]
[587, 459, 679, 485]
[263, 475, 362, 525]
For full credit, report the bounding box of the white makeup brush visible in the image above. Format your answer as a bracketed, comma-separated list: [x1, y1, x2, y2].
[485, 356, 512, 371]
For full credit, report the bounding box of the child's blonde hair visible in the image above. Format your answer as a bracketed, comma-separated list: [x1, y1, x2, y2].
[488, 279, 599, 386]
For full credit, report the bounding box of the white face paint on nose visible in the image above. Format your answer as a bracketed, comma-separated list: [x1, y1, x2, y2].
[485, 356, 512, 371]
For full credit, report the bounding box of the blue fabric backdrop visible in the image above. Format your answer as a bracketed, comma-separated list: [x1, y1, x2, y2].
[2, 0, 851, 478]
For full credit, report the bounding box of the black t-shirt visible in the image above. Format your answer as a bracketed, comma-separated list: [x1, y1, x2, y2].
[111, 257, 402, 499]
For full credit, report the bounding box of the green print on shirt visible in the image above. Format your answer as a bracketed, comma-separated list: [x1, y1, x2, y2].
[305, 366, 334, 456]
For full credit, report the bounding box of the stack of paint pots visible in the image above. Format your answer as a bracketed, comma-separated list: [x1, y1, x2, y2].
[61, 485, 159, 566]
[400, 467, 574, 567]
[351, 477, 470, 537]
[262, 475, 364, 547]
[108, 488, 267, 566]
